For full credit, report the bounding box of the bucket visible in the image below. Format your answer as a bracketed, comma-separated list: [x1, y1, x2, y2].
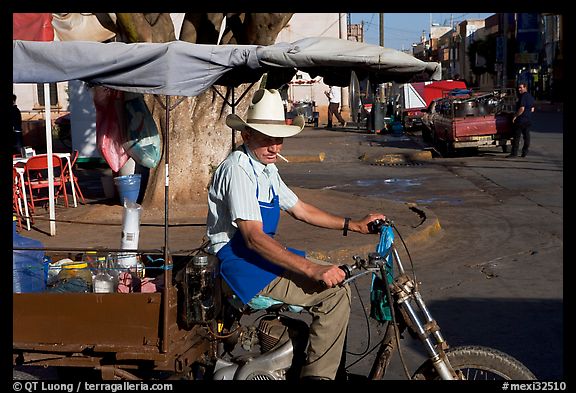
[114, 174, 141, 204]
[13, 218, 46, 293]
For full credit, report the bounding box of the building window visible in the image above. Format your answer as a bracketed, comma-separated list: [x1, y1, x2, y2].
[36, 83, 59, 107]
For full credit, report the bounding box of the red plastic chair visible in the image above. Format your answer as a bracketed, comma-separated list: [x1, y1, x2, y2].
[13, 166, 33, 230]
[24, 154, 69, 213]
[63, 150, 86, 205]
[13, 167, 23, 229]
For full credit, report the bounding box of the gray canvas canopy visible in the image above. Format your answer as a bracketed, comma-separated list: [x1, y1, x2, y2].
[13, 36, 440, 236]
[13, 36, 441, 94]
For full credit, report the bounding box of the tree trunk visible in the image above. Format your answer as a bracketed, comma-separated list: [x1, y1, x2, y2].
[111, 13, 292, 222]
[140, 86, 253, 222]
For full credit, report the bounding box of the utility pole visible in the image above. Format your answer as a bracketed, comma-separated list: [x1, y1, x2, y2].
[502, 13, 508, 88]
[379, 13, 384, 46]
[377, 13, 385, 112]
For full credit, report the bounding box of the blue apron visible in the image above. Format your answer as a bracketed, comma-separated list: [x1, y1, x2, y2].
[217, 147, 304, 304]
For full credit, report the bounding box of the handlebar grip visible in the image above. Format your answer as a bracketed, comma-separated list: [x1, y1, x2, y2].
[368, 219, 385, 234]
[339, 264, 353, 279]
[321, 265, 354, 287]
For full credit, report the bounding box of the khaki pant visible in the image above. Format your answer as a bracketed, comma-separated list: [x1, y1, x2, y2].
[257, 259, 351, 380]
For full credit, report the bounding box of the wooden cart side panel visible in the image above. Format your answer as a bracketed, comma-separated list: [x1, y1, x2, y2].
[13, 293, 162, 348]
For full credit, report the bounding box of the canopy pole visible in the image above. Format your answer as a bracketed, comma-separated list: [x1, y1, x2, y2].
[44, 83, 56, 236]
[161, 94, 171, 353]
[164, 95, 170, 277]
[231, 88, 235, 148]
[212, 83, 256, 151]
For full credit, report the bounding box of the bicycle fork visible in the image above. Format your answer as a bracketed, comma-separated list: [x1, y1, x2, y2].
[389, 265, 460, 380]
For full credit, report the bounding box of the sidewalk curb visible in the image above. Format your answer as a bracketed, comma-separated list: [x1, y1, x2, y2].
[360, 150, 433, 165]
[307, 204, 442, 263]
[404, 215, 442, 247]
[278, 152, 326, 163]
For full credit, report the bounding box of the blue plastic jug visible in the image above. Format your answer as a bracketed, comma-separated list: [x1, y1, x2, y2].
[13, 218, 46, 293]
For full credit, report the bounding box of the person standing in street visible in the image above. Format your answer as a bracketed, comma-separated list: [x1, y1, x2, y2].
[324, 85, 347, 128]
[507, 82, 535, 158]
[13, 94, 23, 155]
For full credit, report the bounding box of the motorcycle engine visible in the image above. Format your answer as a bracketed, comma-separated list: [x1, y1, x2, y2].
[258, 316, 289, 352]
[257, 315, 309, 353]
[213, 314, 309, 380]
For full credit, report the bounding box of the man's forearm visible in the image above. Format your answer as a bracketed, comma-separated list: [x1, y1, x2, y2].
[288, 200, 346, 230]
[242, 229, 315, 277]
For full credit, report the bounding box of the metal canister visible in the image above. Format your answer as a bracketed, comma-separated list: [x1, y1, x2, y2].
[186, 254, 216, 323]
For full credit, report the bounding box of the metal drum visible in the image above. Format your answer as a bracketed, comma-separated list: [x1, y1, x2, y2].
[453, 100, 480, 117]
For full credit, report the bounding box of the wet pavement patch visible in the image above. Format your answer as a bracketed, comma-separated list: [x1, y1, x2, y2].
[370, 161, 425, 166]
[415, 196, 464, 206]
[354, 178, 422, 188]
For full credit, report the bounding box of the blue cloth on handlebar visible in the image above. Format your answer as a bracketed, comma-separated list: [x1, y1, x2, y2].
[370, 225, 395, 322]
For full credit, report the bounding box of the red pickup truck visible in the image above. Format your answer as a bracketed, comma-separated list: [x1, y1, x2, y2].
[421, 89, 516, 155]
[393, 80, 467, 130]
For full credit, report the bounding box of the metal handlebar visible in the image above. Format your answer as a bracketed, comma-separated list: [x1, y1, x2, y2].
[333, 219, 394, 287]
[339, 253, 387, 285]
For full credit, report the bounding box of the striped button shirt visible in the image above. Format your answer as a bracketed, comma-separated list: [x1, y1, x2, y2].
[206, 145, 299, 254]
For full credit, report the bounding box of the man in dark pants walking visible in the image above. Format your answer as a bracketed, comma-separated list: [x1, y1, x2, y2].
[13, 94, 23, 154]
[324, 86, 347, 129]
[507, 83, 535, 158]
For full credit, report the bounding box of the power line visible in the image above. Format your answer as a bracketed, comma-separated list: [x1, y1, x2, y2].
[362, 20, 423, 35]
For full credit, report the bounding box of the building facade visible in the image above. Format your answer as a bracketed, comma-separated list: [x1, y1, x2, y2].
[413, 13, 563, 100]
[276, 13, 350, 124]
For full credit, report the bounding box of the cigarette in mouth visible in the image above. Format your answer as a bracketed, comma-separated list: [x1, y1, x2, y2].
[277, 153, 289, 162]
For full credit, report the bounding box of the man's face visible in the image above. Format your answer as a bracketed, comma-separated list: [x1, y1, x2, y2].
[242, 129, 284, 165]
[518, 84, 527, 94]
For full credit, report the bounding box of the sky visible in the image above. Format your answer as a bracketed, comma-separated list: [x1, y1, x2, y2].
[349, 13, 495, 51]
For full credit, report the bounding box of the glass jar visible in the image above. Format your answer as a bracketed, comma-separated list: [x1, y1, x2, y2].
[93, 254, 117, 293]
[56, 261, 93, 292]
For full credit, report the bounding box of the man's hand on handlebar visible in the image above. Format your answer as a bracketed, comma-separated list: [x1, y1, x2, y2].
[350, 213, 387, 234]
[313, 264, 346, 288]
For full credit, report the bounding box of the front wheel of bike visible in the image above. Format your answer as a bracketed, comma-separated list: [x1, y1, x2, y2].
[412, 345, 536, 380]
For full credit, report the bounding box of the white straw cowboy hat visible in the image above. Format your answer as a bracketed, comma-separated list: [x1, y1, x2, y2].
[226, 88, 305, 137]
